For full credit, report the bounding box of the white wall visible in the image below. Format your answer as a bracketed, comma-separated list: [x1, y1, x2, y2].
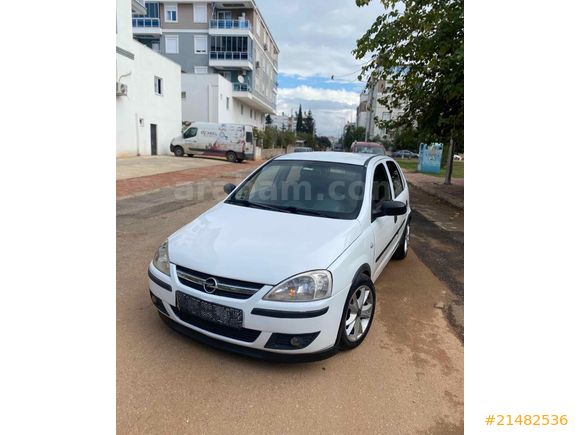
[181, 73, 265, 129]
[116, 0, 182, 157]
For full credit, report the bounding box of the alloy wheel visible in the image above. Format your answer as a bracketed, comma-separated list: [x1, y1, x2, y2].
[345, 285, 374, 342]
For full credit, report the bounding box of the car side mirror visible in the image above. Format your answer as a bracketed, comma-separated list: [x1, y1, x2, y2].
[375, 200, 407, 217]
[223, 183, 236, 194]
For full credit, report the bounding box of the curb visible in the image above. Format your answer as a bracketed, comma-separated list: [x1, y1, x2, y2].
[406, 178, 464, 210]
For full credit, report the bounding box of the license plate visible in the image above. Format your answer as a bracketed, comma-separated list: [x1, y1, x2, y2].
[176, 291, 243, 329]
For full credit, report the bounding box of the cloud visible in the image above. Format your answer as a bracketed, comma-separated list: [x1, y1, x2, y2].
[276, 86, 359, 136]
[278, 86, 360, 107]
[257, 0, 385, 78]
[257, 0, 385, 135]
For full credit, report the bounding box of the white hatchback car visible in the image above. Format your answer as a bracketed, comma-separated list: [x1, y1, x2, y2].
[148, 152, 411, 361]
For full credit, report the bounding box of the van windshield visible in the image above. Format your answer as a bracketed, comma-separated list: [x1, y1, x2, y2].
[226, 160, 366, 219]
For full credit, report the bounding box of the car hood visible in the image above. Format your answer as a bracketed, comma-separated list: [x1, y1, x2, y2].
[168, 203, 362, 285]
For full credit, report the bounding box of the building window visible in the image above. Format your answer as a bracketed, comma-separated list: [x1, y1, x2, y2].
[181, 91, 186, 99]
[164, 4, 177, 22]
[165, 35, 179, 54]
[241, 104, 244, 115]
[194, 4, 207, 23]
[194, 35, 208, 54]
[226, 97, 230, 110]
[194, 66, 208, 74]
[154, 77, 163, 95]
[250, 109, 253, 118]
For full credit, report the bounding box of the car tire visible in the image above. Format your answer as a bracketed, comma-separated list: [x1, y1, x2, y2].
[392, 221, 410, 260]
[173, 146, 184, 157]
[226, 151, 237, 163]
[338, 274, 376, 350]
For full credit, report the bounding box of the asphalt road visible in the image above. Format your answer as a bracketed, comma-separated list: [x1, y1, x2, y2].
[117, 176, 464, 434]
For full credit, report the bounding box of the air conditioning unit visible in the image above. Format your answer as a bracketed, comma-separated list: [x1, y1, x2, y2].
[116, 82, 128, 96]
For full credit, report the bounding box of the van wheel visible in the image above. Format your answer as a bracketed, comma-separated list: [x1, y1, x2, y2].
[226, 151, 237, 163]
[173, 146, 184, 157]
[338, 274, 376, 350]
[187, 154, 194, 157]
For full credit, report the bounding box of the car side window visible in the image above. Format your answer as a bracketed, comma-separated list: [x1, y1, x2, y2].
[371, 163, 392, 213]
[386, 161, 404, 198]
[184, 127, 197, 139]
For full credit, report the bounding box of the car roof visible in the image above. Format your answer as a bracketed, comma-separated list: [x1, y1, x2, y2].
[275, 151, 393, 166]
[352, 142, 383, 147]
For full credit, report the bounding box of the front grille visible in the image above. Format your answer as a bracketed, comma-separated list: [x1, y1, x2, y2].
[175, 265, 264, 300]
[170, 306, 261, 343]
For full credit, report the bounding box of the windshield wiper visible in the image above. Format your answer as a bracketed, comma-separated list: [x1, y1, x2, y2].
[227, 199, 336, 218]
[227, 199, 289, 213]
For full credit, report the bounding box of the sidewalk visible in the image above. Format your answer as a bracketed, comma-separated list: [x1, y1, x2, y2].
[403, 171, 464, 209]
[117, 159, 262, 199]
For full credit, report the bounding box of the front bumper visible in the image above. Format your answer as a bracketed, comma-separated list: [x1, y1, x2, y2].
[148, 264, 347, 358]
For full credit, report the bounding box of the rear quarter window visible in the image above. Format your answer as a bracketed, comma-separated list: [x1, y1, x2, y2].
[386, 161, 405, 198]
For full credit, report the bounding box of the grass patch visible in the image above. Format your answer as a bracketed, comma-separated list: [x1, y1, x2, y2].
[395, 159, 464, 179]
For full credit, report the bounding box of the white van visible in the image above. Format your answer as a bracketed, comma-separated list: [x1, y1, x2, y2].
[170, 122, 254, 163]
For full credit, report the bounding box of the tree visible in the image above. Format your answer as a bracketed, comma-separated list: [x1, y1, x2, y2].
[354, 0, 463, 184]
[342, 125, 366, 150]
[265, 114, 273, 125]
[304, 110, 315, 135]
[296, 105, 305, 133]
[316, 136, 332, 149]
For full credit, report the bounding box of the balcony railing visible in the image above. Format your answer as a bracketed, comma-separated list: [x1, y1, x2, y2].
[132, 17, 160, 28]
[233, 83, 251, 92]
[210, 19, 252, 30]
[209, 51, 252, 61]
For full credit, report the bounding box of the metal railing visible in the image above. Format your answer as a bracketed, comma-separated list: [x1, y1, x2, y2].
[132, 17, 160, 28]
[209, 51, 252, 61]
[233, 83, 251, 92]
[209, 19, 252, 30]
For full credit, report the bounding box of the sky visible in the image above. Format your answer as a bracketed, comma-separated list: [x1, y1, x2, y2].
[257, 0, 386, 137]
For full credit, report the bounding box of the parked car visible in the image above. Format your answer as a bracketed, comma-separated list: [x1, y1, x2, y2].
[148, 152, 411, 360]
[170, 122, 254, 163]
[392, 150, 419, 159]
[294, 146, 313, 152]
[453, 154, 463, 161]
[350, 141, 386, 155]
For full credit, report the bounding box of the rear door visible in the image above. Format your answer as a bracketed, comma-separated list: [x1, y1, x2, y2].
[385, 160, 410, 231]
[370, 161, 398, 270]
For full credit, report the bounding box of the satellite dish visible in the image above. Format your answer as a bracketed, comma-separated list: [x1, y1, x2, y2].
[237, 75, 245, 84]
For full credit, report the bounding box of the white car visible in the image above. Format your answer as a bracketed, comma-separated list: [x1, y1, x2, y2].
[148, 152, 411, 361]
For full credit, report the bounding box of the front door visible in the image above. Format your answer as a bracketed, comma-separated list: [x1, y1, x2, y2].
[370, 161, 397, 275]
[150, 124, 157, 155]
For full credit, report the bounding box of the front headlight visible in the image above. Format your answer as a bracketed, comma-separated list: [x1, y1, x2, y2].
[264, 270, 332, 302]
[153, 240, 170, 276]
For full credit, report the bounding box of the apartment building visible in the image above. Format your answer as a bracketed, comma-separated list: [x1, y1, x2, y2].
[116, 0, 182, 156]
[131, 1, 279, 128]
[356, 80, 405, 141]
[269, 112, 296, 132]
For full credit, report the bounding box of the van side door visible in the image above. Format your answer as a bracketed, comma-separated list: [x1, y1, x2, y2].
[183, 127, 198, 152]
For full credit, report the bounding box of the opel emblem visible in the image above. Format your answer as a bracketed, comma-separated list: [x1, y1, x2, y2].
[203, 277, 218, 294]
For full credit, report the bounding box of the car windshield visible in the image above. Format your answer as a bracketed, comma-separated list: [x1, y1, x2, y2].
[226, 160, 366, 219]
[353, 146, 384, 155]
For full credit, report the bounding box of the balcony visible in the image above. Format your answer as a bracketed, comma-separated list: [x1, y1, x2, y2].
[210, 19, 252, 30]
[131, 0, 147, 15]
[209, 51, 253, 70]
[132, 17, 162, 35]
[233, 83, 251, 92]
[209, 19, 252, 36]
[232, 84, 275, 114]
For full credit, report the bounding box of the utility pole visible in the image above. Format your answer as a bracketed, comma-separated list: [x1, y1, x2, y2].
[365, 80, 375, 142]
